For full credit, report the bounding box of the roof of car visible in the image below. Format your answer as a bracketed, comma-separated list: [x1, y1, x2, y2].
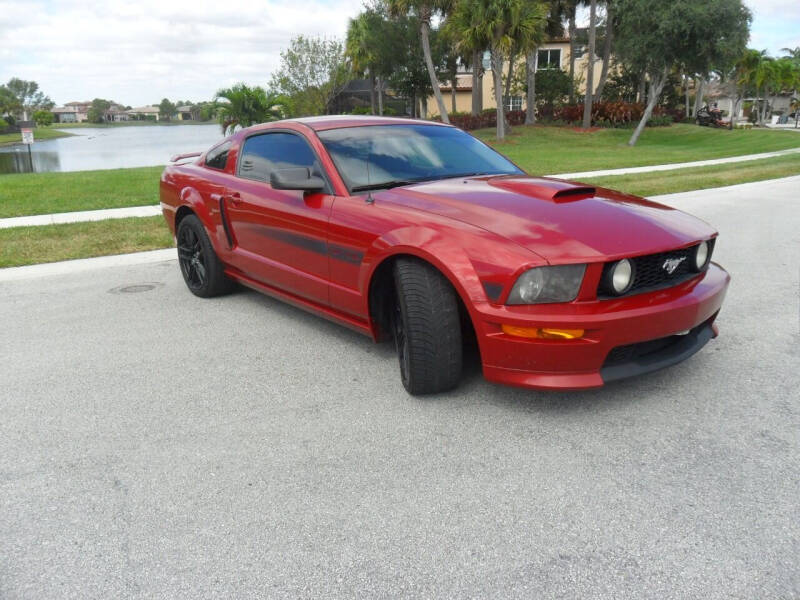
[286, 115, 453, 131]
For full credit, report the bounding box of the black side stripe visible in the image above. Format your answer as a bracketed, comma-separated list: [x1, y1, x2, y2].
[256, 227, 364, 265]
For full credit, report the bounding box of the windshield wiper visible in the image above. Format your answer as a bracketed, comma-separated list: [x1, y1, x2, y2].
[351, 180, 417, 192]
[350, 172, 496, 193]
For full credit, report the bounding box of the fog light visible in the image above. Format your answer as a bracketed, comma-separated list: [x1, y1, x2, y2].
[611, 259, 634, 294]
[502, 325, 584, 339]
[694, 241, 709, 270]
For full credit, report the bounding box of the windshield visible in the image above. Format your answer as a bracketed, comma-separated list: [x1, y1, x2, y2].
[317, 124, 523, 192]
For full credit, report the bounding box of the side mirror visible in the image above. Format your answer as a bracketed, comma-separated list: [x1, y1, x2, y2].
[270, 167, 326, 192]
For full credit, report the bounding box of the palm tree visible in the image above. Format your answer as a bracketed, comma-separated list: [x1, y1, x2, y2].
[526, 0, 568, 125]
[214, 84, 284, 134]
[449, 0, 546, 140]
[581, 0, 597, 128]
[346, 13, 378, 114]
[388, 0, 453, 124]
[594, 0, 615, 100]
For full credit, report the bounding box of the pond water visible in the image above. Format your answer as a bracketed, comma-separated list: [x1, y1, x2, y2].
[0, 124, 224, 175]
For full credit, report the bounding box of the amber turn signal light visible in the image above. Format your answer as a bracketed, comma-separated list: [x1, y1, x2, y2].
[501, 325, 585, 340]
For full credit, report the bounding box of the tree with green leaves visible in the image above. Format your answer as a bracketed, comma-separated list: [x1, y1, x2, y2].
[33, 109, 54, 127]
[614, 0, 750, 146]
[384, 14, 440, 118]
[158, 98, 176, 121]
[0, 85, 22, 117]
[87, 98, 112, 123]
[387, 0, 453, 123]
[524, 0, 567, 124]
[270, 35, 352, 116]
[346, 8, 399, 115]
[3, 78, 53, 120]
[449, 0, 546, 139]
[215, 84, 284, 133]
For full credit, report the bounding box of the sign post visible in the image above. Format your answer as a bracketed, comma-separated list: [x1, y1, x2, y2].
[21, 128, 34, 173]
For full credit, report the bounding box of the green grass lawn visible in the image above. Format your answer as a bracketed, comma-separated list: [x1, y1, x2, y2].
[0, 166, 162, 218]
[0, 128, 74, 146]
[475, 123, 800, 174]
[583, 153, 800, 197]
[0, 216, 173, 268]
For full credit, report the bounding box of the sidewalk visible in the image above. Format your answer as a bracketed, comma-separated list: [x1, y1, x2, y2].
[550, 146, 800, 179]
[1, 146, 799, 229]
[0, 205, 161, 229]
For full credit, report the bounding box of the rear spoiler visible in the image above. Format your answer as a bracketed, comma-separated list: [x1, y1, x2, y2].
[169, 151, 202, 163]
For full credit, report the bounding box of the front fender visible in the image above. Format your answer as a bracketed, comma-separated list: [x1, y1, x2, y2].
[361, 226, 494, 307]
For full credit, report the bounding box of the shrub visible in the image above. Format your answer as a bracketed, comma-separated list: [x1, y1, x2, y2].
[351, 106, 371, 115]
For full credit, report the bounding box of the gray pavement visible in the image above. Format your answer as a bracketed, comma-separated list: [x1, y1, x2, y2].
[1, 177, 799, 599]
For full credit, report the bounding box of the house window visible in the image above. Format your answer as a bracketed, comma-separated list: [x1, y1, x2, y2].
[537, 49, 562, 71]
[503, 96, 523, 112]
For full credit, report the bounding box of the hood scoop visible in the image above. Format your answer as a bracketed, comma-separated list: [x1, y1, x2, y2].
[488, 176, 595, 203]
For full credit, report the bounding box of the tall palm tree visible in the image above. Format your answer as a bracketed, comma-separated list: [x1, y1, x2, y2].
[388, 0, 453, 123]
[594, 0, 615, 100]
[449, 0, 546, 140]
[346, 13, 378, 114]
[526, 0, 567, 125]
[214, 84, 284, 134]
[581, 0, 597, 128]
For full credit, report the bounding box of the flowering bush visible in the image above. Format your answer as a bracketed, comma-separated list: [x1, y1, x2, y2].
[436, 109, 526, 130]
[433, 102, 675, 130]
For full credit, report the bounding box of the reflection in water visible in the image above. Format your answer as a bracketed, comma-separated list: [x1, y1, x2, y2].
[0, 124, 223, 175]
[0, 149, 61, 174]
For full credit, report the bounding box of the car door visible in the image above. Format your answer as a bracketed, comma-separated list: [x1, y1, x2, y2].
[223, 131, 334, 306]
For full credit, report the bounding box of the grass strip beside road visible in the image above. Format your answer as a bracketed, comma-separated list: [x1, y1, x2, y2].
[0, 166, 163, 218]
[582, 153, 800, 197]
[0, 216, 173, 268]
[0, 128, 74, 146]
[476, 123, 800, 175]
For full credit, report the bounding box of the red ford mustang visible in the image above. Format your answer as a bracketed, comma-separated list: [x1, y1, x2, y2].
[160, 116, 729, 394]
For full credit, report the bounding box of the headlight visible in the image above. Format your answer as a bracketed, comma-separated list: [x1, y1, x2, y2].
[507, 264, 586, 304]
[694, 241, 709, 270]
[606, 258, 634, 295]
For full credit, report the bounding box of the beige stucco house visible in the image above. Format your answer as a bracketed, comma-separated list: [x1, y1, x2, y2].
[427, 38, 606, 116]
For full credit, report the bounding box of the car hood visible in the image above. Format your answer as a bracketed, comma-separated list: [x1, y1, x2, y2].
[377, 175, 717, 263]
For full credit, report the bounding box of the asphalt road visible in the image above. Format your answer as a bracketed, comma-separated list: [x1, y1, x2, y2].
[1, 177, 799, 599]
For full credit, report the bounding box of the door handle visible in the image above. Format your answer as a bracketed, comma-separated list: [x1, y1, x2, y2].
[227, 192, 242, 205]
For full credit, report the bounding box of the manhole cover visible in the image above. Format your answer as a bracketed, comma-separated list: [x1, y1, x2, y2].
[109, 282, 164, 294]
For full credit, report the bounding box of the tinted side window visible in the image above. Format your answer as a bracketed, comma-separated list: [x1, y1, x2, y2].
[238, 133, 319, 183]
[205, 141, 231, 170]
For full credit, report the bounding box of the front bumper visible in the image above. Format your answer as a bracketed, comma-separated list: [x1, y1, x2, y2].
[474, 263, 730, 390]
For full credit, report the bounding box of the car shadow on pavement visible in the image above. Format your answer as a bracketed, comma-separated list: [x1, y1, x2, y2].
[233, 284, 708, 414]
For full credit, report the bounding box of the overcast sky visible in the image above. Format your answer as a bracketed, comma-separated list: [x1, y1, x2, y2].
[1, 0, 798, 107]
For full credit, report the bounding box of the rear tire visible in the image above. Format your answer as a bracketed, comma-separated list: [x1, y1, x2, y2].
[176, 214, 234, 298]
[392, 257, 463, 395]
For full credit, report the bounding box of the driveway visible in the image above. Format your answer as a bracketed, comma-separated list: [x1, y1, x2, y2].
[1, 177, 798, 599]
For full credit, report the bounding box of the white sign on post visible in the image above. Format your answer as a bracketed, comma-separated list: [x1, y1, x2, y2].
[21, 128, 34, 144]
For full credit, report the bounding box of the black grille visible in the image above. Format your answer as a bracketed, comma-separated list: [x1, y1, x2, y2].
[605, 335, 684, 365]
[598, 240, 714, 299]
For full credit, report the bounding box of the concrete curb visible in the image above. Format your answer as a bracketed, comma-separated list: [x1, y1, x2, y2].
[0, 248, 176, 282]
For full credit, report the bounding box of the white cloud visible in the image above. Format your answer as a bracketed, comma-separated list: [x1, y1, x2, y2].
[0, 0, 362, 106]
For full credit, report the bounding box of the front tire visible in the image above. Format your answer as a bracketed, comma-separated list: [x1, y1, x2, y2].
[392, 258, 463, 395]
[176, 214, 234, 298]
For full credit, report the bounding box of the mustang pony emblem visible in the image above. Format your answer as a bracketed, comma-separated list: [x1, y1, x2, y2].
[662, 256, 686, 274]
